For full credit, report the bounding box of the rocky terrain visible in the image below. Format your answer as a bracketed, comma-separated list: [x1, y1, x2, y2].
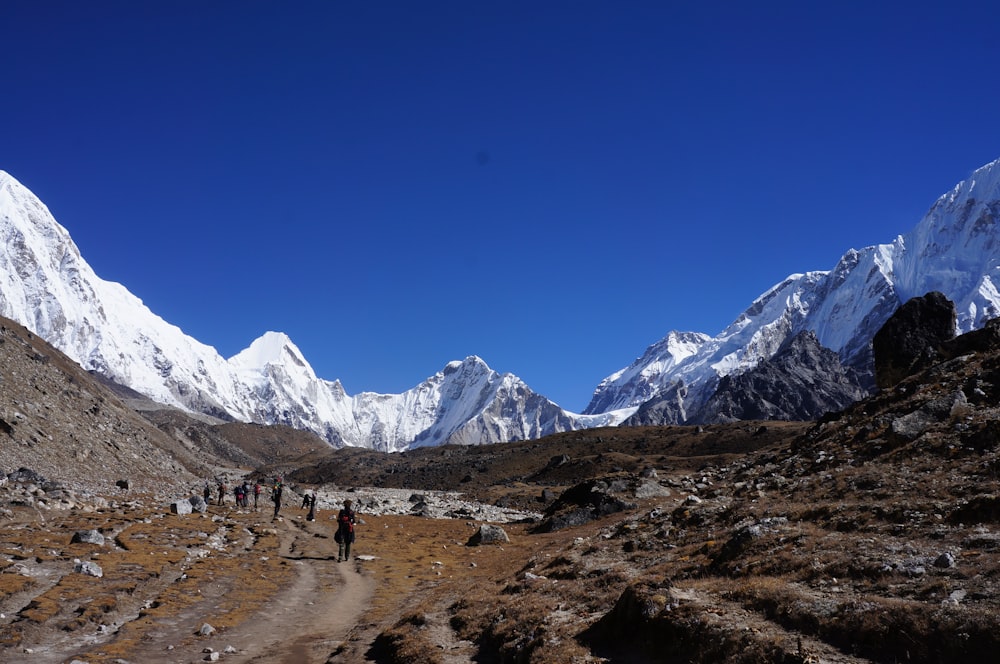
[3, 300, 1000, 663]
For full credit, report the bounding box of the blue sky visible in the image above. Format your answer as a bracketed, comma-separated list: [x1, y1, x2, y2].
[3, 2, 1000, 412]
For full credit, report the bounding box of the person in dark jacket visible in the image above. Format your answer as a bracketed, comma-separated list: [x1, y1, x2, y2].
[335, 499, 356, 562]
[271, 478, 284, 521]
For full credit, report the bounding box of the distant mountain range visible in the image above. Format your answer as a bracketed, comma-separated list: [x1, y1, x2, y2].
[2, 158, 999, 450]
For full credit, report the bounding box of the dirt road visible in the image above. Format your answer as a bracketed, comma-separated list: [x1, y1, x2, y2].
[135, 514, 375, 664]
[0, 505, 375, 664]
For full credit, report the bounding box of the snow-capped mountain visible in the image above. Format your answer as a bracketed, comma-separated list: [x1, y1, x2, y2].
[0, 171, 630, 451]
[4, 156, 1000, 448]
[586, 157, 1000, 422]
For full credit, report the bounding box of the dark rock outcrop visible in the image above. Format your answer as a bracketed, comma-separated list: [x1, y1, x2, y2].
[627, 330, 867, 426]
[533, 477, 637, 533]
[692, 330, 867, 424]
[872, 291, 956, 388]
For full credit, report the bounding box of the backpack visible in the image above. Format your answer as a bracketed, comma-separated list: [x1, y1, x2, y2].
[340, 512, 354, 533]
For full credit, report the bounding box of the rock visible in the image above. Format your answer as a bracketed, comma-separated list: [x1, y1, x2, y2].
[934, 552, 957, 568]
[688, 330, 867, 424]
[71, 530, 105, 546]
[8, 467, 49, 485]
[198, 623, 215, 636]
[634, 480, 671, 499]
[467, 524, 510, 546]
[545, 454, 570, 469]
[74, 560, 103, 577]
[170, 499, 193, 515]
[534, 477, 638, 532]
[873, 291, 956, 389]
[116, 479, 130, 490]
[188, 495, 208, 513]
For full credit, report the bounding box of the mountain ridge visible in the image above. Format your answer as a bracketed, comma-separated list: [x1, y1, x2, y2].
[3, 157, 1000, 448]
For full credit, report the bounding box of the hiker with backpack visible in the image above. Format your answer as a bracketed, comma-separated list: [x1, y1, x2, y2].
[307, 493, 317, 521]
[334, 499, 356, 562]
[271, 477, 284, 520]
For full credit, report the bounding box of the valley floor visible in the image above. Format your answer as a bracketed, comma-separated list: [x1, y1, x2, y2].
[0, 488, 543, 664]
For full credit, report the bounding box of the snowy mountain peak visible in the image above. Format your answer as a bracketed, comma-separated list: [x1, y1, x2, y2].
[943, 157, 1000, 204]
[586, 156, 1000, 422]
[230, 331, 309, 373]
[5, 156, 1000, 447]
[0, 169, 604, 450]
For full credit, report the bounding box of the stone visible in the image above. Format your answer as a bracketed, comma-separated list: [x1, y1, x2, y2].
[873, 291, 956, 389]
[74, 560, 103, 577]
[467, 524, 510, 546]
[71, 529, 105, 545]
[170, 499, 193, 515]
[188, 495, 208, 513]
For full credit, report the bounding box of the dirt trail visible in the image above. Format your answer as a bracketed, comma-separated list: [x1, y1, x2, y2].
[61, 512, 374, 664]
[232, 516, 373, 664]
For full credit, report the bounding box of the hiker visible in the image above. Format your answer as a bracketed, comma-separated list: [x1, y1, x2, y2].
[335, 499, 356, 562]
[217, 481, 226, 506]
[307, 494, 317, 521]
[234, 483, 243, 508]
[203, 482, 212, 503]
[271, 477, 284, 520]
[254, 482, 262, 510]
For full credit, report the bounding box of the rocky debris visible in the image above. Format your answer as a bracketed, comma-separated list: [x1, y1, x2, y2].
[305, 486, 542, 523]
[533, 476, 638, 532]
[0, 318, 201, 496]
[169, 494, 209, 515]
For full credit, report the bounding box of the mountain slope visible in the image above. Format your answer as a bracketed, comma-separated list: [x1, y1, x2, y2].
[4, 156, 1000, 448]
[588, 157, 1000, 423]
[0, 171, 630, 450]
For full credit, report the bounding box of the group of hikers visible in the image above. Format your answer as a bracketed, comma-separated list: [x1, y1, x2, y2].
[203, 479, 264, 510]
[200, 476, 357, 561]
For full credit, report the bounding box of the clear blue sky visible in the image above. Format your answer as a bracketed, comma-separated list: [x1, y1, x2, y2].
[3, 2, 1000, 412]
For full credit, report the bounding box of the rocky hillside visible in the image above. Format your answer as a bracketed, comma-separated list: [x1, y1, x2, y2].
[3, 297, 1000, 662]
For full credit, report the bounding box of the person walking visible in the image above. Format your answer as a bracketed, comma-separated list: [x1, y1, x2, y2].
[271, 477, 284, 521]
[335, 499, 356, 562]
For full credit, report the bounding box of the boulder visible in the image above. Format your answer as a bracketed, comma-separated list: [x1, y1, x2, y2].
[188, 495, 208, 513]
[467, 524, 510, 546]
[70, 530, 105, 546]
[74, 560, 103, 577]
[873, 291, 956, 389]
[170, 499, 194, 515]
